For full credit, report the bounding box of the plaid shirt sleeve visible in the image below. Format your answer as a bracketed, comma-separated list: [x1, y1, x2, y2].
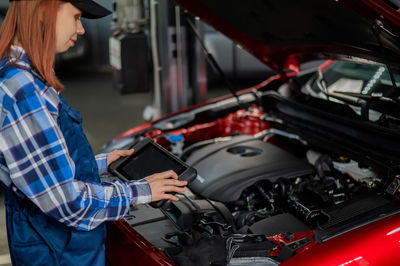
[0, 69, 152, 231]
[95, 153, 108, 177]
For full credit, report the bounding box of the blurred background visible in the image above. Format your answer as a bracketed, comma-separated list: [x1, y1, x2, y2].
[0, 0, 273, 264]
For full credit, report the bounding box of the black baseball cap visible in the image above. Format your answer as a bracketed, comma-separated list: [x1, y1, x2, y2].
[9, 0, 112, 19]
[66, 0, 112, 19]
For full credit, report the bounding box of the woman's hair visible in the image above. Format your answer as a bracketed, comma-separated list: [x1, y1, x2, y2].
[0, 0, 63, 91]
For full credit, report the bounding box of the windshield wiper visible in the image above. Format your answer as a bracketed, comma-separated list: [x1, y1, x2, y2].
[326, 91, 370, 120]
[332, 90, 400, 120]
[332, 91, 397, 104]
[315, 69, 399, 120]
[314, 72, 370, 119]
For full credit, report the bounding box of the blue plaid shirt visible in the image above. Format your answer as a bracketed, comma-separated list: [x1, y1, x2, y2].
[0, 46, 151, 231]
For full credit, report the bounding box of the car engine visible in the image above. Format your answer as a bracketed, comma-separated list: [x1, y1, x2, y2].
[182, 134, 381, 233]
[105, 85, 400, 265]
[121, 129, 386, 265]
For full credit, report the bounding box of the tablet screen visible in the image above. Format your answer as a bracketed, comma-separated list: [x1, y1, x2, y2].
[118, 143, 187, 180]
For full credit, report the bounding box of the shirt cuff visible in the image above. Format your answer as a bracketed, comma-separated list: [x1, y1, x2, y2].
[128, 179, 152, 205]
[95, 153, 108, 176]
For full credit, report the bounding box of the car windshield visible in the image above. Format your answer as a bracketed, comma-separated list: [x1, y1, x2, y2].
[320, 61, 400, 98]
[302, 60, 400, 121]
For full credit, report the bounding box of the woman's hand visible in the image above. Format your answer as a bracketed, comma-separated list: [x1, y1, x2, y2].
[107, 149, 134, 167]
[145, 170, 187, 202]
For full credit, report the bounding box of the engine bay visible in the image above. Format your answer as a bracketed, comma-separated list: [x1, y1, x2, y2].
[105, 76, 400, 265]
[117, 102, 398, 264]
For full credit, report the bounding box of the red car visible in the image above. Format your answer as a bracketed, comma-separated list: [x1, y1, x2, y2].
[104, 0, 400, 265]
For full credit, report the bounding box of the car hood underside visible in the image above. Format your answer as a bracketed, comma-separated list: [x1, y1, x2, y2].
[172, 0, 400, 73]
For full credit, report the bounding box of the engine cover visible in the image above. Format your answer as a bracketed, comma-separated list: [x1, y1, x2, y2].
[186, 135, 313, 202]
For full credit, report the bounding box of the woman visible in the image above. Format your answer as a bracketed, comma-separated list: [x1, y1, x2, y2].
[0, 1, 187, 265]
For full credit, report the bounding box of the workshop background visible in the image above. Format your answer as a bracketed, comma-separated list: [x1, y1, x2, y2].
[0, 0, 271, 264]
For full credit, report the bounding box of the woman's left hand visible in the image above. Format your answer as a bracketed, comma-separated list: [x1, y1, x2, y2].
[107, 149, 134, 167]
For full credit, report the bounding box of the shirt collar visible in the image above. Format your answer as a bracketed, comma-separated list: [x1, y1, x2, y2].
[1, 46, 51, 86]
[1, 46, 60, 95]
[2, 45, 32, 70]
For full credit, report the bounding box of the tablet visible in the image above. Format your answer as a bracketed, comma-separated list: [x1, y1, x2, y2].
[108, 138, 197, 183]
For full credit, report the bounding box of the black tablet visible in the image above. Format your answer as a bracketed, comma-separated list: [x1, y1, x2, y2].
[108, 138, 197, 183]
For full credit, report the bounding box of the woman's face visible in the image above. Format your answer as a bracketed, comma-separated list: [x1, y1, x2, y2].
[55, 3, 85, 53]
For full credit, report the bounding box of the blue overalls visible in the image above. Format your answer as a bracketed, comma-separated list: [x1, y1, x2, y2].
[2, 95, 106, 265]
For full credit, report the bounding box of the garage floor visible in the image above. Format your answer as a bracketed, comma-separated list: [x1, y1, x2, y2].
[0, 66, 232, 264]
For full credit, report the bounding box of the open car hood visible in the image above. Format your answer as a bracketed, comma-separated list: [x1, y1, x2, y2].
[172, 0, 400, 75]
